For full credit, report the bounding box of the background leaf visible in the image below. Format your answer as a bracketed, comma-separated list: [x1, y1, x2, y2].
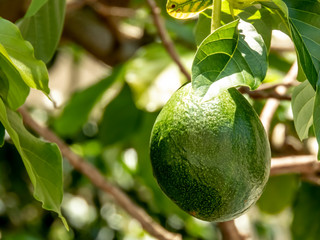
[54, 66, 125, 137]
[292, 80, 315, 141]
[99, 83, 142, 146]
[257, 174, 299, 214]
[0, 99, 66, 228]
[18, 0, 66, 63]
[0, 18, 49, 98]
[192, 19, 267, 100]
[291, 182, 320, 240]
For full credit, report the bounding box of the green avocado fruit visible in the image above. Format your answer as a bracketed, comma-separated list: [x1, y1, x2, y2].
[150, 83, 271, 222]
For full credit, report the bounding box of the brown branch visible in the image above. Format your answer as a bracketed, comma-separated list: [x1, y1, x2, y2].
[260, 61, 298, 134]
[271, 155, 320, 176]
[90, 2, 136, 18]
[146, 0, 191, 81]
[18, 108, 181, 240]
[239, 87, 291, 100]
[218, 221, 246, 240]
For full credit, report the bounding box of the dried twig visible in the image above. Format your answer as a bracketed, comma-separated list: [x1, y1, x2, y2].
[146, 0, 191, 81]
[18, 108, 182, 240]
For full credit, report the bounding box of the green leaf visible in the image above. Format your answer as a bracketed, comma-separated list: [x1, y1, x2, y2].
[192, 19, 267, 100]
[99, 84, 142, 146]
[257, 174, 299, 214]
[0, 17, 49, 104]
[292, 80, 315, 141]
[126, 43, 192, 111]
[24, 0, 48, 18]
[194, 10, 212, 47]
[0, 52, 30, 110]
[0, 99, 67, 228]
[313, 86, 320, 159]
[271, 0, 289, 17]
[291, 182, 320, 240]
[54, 66, 125, 137]
[283, 0, 320, 90]
[238, 6, 273, 49]
[0, 122, 4, 147]
[195, 6, 273, 49]
[18, 0, 66, 63]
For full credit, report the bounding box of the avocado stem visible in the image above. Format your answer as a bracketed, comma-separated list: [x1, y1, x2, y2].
[211, 0, 222, 32]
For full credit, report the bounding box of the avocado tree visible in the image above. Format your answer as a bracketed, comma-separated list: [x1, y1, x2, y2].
[0, 0, 319, 239]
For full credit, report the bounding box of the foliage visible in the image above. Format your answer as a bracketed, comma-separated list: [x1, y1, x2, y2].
[0, 0, 320, 239]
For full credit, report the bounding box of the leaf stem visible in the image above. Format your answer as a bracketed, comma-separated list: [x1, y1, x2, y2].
[211, 0, 222, 32]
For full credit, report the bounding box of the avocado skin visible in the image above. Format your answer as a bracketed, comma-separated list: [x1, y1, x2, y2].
[150, 83, 271, 222]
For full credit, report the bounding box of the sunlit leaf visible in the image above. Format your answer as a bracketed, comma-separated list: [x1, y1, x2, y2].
[0, 99, 67, 228]
[238, 6, 273, 49]
[54, 66, 125, 137]
[126, 43, 191, 111]
[192, 19, 267, 100]
[18, 0, 66, 63]
[292, 80, 315, 141]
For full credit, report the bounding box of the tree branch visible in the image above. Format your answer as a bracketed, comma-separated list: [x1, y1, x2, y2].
[271, 155, 320, 176]
[260, 61, 298, 134]
[239, 87, 291, 100]
[146, 0, 191, 81]
[18, 108, 182, 240]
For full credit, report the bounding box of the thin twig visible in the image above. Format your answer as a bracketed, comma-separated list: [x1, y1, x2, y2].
[260, 61, 298, 134]
[18, 108, 182, 240]
[146, 0, 191, 81]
